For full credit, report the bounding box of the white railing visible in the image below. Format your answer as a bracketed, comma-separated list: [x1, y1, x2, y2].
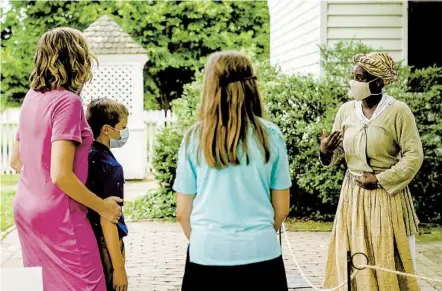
[0, 110, 176, 175]
[0, 122, 19, 174]
[144, 110, 176, 171]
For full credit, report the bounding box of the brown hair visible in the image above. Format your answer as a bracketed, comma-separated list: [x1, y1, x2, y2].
[29, 27, 97, 94]
[186, 50, 270, 169]
[86, 98, 129, 139]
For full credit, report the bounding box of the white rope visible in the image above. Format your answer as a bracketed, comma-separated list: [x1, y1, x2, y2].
[282, 222, 442, 290]
[359, 264, 442, 284]
[281, 223, 358, 291]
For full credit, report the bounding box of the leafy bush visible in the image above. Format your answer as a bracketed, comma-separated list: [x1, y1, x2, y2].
[124, 188, 176, 220]
[395, 68, 442, 223]
[128, 72, 203, 220]
[150, 41, 442, 223]
[263, 73, 347, 220]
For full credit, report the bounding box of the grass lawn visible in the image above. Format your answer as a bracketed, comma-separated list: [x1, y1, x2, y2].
[1, 190, 16, 231]
[284, 218, 442, 246]
[1, 174, 19, 187]
[416, 226, 442, 243]
[1, 174, 19, 232]
[284, 218, 333, 232]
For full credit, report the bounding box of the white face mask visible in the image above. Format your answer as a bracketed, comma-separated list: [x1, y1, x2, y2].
[109, 127, 129, 148]
[348, 79, 380, 101]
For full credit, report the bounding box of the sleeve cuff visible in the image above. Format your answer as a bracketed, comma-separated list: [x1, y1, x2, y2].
[319, 150, 332, 167]
[51, 134, 82, 144]
[270, 181, 292, 190]
[173, 184, 197, 195]
[375, 173, 384, 189]
[375, 173, 396, 195]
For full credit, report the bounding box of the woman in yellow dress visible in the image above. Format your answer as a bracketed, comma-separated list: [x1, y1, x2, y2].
[320, 52, 423, 291]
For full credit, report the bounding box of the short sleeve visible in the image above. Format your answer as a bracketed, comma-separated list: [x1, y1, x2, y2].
[51, 93, 83, 144]
[173, 139, 197, 195]
[270, 128, 292, 190]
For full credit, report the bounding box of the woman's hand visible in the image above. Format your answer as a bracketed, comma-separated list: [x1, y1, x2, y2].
[98, 197, 123, 223]
[320, 130, 343, 154]
[355, 173, 379, 190]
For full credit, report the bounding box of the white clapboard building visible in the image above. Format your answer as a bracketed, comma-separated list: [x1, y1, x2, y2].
[268, 0, 441, 76]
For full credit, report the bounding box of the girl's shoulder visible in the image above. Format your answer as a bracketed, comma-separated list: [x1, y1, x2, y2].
[258, 118, 284, 140]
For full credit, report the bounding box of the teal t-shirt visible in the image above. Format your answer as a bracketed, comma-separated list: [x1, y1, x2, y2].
[172, 119, 292, 266]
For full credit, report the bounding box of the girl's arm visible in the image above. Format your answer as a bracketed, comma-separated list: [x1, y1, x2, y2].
[271, 189, 290, 231]
[176, 193, 195, 240]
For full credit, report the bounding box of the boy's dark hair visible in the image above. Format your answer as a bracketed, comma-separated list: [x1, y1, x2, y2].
[86, 98, 129, 139]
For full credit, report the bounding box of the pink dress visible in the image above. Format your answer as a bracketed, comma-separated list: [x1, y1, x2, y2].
[14, 89, 106, 291]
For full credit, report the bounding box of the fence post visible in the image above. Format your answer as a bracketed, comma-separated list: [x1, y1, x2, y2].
[0, 122, 18, 174]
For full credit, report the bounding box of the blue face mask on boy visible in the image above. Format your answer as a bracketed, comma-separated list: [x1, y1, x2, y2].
[110, 127, 129, 148]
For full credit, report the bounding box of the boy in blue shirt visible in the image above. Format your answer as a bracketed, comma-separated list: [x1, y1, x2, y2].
[86, 98, 130, 291]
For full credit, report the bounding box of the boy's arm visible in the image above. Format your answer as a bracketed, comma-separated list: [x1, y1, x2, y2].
[100, 218, 125, 269]
[100, 167, 125, 269]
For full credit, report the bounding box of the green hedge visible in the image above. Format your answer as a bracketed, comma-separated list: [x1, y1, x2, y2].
[149, 42, 442, 223]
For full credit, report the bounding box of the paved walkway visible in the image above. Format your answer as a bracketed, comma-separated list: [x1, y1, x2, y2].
[1, 222, 441, 291]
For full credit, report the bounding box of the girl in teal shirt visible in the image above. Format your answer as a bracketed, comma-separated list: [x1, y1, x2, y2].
[174, 51, 291, 291]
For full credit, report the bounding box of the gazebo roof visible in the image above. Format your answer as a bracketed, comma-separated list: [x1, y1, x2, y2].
[84, 15, 147, 55]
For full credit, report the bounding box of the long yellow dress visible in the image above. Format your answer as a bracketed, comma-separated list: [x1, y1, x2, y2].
[322, 95, 423, 291]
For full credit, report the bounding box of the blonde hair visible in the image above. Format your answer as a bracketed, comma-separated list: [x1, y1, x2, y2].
[29, 27, 97, 94]
[187, 51, 270, 169]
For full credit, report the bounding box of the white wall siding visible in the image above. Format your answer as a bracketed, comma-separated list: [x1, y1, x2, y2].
[269, 0, 322, 75]
[325, 1, 406, 62]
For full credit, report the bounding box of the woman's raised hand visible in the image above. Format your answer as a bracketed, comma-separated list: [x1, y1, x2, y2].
[320, 129, 343, 154]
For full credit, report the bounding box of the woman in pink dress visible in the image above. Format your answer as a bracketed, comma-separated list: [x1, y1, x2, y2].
[10, 27, 123, 291]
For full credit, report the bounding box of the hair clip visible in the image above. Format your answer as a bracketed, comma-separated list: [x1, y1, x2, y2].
[222, 75, 257, 86]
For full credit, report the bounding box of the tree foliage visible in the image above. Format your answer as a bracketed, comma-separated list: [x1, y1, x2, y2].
[1, 0, 269, 109]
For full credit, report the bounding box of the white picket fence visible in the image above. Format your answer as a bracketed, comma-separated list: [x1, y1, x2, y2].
[0, 110, 176, 175]
[143, 110, 176, 171]
[0, 121, 18, 174]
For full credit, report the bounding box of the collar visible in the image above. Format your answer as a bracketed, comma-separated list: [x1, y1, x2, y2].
[92, 141, 115, 157]
[355, 94, 395, 123]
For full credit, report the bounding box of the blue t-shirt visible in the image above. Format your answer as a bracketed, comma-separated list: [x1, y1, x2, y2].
[173, 119, 291, 266]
